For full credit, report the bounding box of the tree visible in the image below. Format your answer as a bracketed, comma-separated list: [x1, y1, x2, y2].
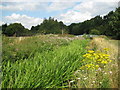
[68, 7, 120, 39]
[2, 23, 8, 34]
[4, 23, 25, 36]
[31, 17, 68, 34]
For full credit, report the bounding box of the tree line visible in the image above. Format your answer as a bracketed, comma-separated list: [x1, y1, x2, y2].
[1, 7, 120, 39]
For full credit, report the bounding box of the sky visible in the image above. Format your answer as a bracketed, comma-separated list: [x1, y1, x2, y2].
[0, 0, 119, 29]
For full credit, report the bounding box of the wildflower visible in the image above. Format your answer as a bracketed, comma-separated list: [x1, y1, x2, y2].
[92, 81, 95, 83]
[70, 80, 74, 83]
[103, 48, 109, 51]
[98, 68, 102, 71]
[101, 61, 108, 64]
[104, 72, 107, 75]
[81, 48, 111, 71]
[109, 60, 112, 62]
[82, 70, 84, 72]
[88, 50, 94, 53]
[95, 65, 99, 68]
[109, 71, 112, 74]
[84, 77, 87, 80]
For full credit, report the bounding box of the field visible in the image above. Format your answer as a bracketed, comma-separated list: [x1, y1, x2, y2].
[1, 34, 119, 88]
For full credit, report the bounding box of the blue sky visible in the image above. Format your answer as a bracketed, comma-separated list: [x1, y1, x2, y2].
[0, 0, 119, 29]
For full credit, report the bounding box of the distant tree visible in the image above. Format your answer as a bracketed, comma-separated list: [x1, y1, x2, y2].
[103, 7, 120, 39]
[68, 7, 120, 39]
[68, 23, 77, 34]
[2, 23, 8, 34]
[4, 23, 25, 36]
[31, 17, 68, 34]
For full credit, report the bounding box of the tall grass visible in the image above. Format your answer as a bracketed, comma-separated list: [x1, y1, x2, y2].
[2, 35, 89, 88]
[72, 37, 119, 88]
[2, 35, 71, 62]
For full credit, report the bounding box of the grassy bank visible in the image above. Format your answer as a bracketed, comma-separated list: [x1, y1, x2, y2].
[2, 35, 89, 88]
[2, 35, 119, 88]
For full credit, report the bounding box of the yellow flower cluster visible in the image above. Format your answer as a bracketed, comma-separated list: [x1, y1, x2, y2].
[80, 64, 99, 70]
[103, 48, 109, 51]
[80, 48, 112, 70]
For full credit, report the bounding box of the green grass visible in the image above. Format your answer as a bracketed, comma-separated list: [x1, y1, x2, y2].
[2, 35, 89, 88]
[2, 35, 118, 88]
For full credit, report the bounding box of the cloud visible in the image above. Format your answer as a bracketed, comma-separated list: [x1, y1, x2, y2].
[1, 2, 76, 12]
[56, 10, 92, 25]
[73, 1, 118, 16]
[2, 0, 120, 2]
[56, 1, 118, 25]
[1, 0, 119, 12]
[0, 21, 5, 25]
[4, 13, 43, 29]
[47, 2, 76, 12]
[1, 2, 48, 11]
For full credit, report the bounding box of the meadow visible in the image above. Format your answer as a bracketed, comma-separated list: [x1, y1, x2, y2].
[1, 34, 119, 88]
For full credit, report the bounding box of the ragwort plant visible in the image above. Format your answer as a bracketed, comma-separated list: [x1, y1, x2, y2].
[73, 48, 112, 88]
[80, 48, 112, 70]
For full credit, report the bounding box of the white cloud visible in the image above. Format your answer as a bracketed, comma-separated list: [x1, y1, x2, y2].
[1, 2, 76, 12]
[0, 21, 5, 25]
[47, 2, 76, 12]
[55, 1, 118, 25]
[2, 0, 120, 2]
[4, 13, 43, 29]
[73, 1, 118, 17]
[1, 2, 48, 11]
[1, 0, 119, 12]
[56, 10, 92, 25]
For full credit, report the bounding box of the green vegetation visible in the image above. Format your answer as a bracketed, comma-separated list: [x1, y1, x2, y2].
[2, 34, 119, 88]
[89, 29, 100, 35]
[69, 38, 118, 88]
[68, 7, 120, 39]
[2, 35, 89, 88]
[1, 4, 119, 89]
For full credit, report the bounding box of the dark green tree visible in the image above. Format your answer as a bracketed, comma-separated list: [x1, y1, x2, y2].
[4, 23, 26, 36]
[1, 23, 8, 34]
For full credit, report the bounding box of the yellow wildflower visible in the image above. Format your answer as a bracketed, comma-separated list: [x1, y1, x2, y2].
[101, 61, 108, 64]
[95, 65, 99, 68]
[103, 48, 109, 51]
[88, 50, 94, 53]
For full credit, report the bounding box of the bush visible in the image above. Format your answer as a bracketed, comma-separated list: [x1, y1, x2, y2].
[89, 29, 100, 35]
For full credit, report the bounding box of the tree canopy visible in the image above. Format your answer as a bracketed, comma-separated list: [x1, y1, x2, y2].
[31, 17, 68, 34]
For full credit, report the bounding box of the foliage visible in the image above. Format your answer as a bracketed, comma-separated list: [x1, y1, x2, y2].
[89, 29, 100, 35]
[80, 49, 112, 70]
[2, 36, 89, 88]
[68, 7, 120, 39]
[2, 35, 71, 62]
[31, 17, 68, 34]
[72, 39, 118, 88]
[2, 23, 29, 36]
